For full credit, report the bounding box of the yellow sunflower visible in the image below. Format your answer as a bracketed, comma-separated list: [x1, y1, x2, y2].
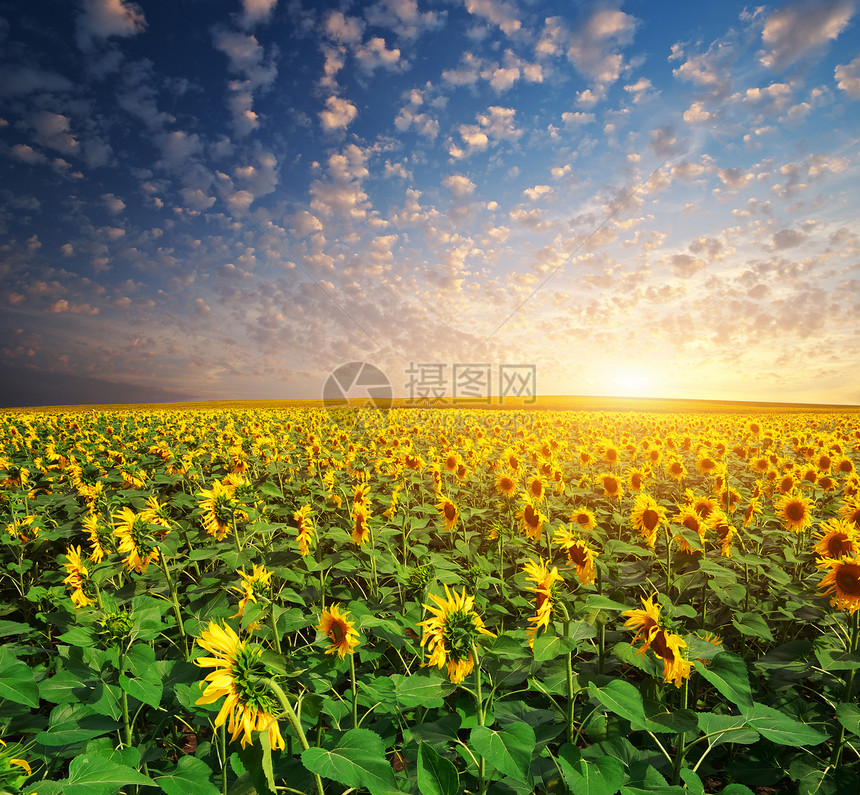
[437, 496, 459, 533]
[813, 519, 858, 561]
[517, 498, 547, 542]
[318, 604, 360, 658]
[62, 546, 96, 609]
[630, 494, 668, 548]
[419, 586, 496, 684]
[195, 621, 285, 750]
[570, 507, 597, 533]
[818, 555, 860, 614]
[495, 471, 518, 498]
[665, 459, 687, 481]
[838, 497, 860, 531]
[775, 490, 814, 534]
[293, 505, 314, 556]
[523, 558, 563, 648]
[622, 593, 663, 653]
[597, 472, 623, 500]
[113, 507, 160, 573]
[650, 629, 693, 688]
[350, 502, 371, 546]
[553, 525, 598, 585]
[197, 481, 237, 540]
[231, 565, 274, 619]
[527, 476, 546, 503]
[82, 512, 111, 563]
[628, 468, 649, 491]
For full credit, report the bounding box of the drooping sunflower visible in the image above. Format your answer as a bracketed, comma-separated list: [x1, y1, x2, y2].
[62, 546, 96, 609]
[672, 506, 709, 552]
[113, 507, 160, 573]
[838, 497, 860, 531]
[419, 586, 496, 684]
[553, 525, 598, 585]
[350, 501, 371, 546]
[710, 510, 735, 558]
[523, 558, 564, 648]
[817, 555, 860, 614]
[630, 494, 668, 548]
[622, 593, 663, 653]
[775, 490, 814, 534]
[197, 481, 237, 540]
[813, 518, 858, 561]
[293, 505, 314, 556]
[140, 496, 172, 536]
[562, 507, 594, 537]
[517, 498, 547, 542]
[627, 467, 649, 491]
[195, 621, 285, 750]
[596, 472, 623, 500]
[665, 459, 687, 481]
[495, 471, 518, 498]
[318, 604, 360, 658]
[231, 565, 274, 619]
[82, 512, 111, 563]
[437, 495, 459, 533]
[650, 629, 694, 688]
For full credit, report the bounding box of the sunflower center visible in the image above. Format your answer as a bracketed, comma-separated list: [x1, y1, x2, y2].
[786, 502, 805, 522]
[827, 534, 854, 558]
[444, 503, 456, 521]
[650, 630, 674, 661]
[643, 509, 660, 531]
[442, 609, 477, 662]
[836, 564, 860, 596]
[569, 544, 588, 567]
[683, 516, 700, 533]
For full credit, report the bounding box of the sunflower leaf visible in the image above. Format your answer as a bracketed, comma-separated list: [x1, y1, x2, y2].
[470, 723, 536, 784]
[301, 728, 400, 795]
[557, 745, 625, 795]
[741, 702, 828, 746]
[696, 651, 753, 709]
[417, 742, 459, 795]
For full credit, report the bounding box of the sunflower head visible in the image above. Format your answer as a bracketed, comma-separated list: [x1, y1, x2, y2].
[818, 555, 860, 614]
[813, 519, 858, 560]
[495, 471, 518, 498]
[318, 604, 360, 658]
[776, 490, 814, 533]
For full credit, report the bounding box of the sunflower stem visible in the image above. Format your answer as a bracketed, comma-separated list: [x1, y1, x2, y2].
[220, 720, 228, 795]
[158, 551, 188, 659]
[830, 610, 860, 767]
[665, 527, 673, 597]
[670, 676, 689, 785]
[350, 651, 359, 730]
[120, 652, 133, 749]
[264, 678, 325, 795]
[472, 645, 487, 795]
[269, 604, 282, 655]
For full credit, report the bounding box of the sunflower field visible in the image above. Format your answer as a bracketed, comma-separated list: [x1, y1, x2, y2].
[1, 405, 860, 795]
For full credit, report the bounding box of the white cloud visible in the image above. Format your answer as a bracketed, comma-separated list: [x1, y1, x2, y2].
[835, 54, 860, 97]
[442, 52, 482, 86]
[464, 0, 521, 35]
[364, 0, 444, 39]
[449, 106, 521, 159]
[354, 37, 402, 73]
[76, 0, 146, 50]
[240, 0, 278, 28]
[325, 11, 364, 45]
[443, 174, 476, 200]
[30, 111, 79, 155]
[759, 0, 854, 70]
[565, 8, 637, 97]
[10, 144, 47, 164]
[319, 95, 358, 131]
[102, 193, 126, 214]
[683, 101, 713, 123]
[0, 66, 73, 96]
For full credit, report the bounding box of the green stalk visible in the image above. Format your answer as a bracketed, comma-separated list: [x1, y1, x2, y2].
[665, 528, 673, 596]
[264, 679, 325, 795]
[670, 677, 689, 785]
[830, 610, 860, 767]
[269, 603, 282, 655]
[559, 602, 575, 742]
[158, 552, 188, 659]
[349, 652, 359, 729]
[220, 720, 228, 795]
[473, 646, 487, 795]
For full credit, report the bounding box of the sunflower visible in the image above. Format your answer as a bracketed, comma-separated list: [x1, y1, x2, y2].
[553, 525, 598, 585]
[685, 490, 720, 522]
[350, 502, 371, 546]
[775, 490, 814, 534]
[630, 494, 668, 548]
[197, 481, 237, 540]
[650, 629, 693, 688]
[622, 593, 662, 653]
[818, 555, 860, 614]
[776, 471, 797, 495]
[293, 505, 314, 555]
[523, 558, 563, 647]
[443, 451, 459, 473]
[527, 475, 546, 502]
[495, 471, 518, 498]
[419, 586, 496, 684]
[838, 497, 860, 530]
[695, 454, 719, 476]
[570, 507, 597, 533]
[195, 621, 285, 750]
[62, 546, 96, 609]
[665, 459, 687, 481]
[628, 468, 648, 491]
[672, 506, 709, 553]
[743, 496, 762, 528]
[710, 511, 735, 558]
[813, 518, 858, 560]
[113, 507, 160, 573]
[596, 472, 623, 500]
[437, 496, 459, 533]
[517, 498, 547, 542]
[318, 604, 360, 658]
[835, 457, 855, 476]
[231, 564, 274, 619]
[140, 496, 172, 535]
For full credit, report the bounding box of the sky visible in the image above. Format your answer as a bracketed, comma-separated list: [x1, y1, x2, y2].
[1, 0, 859, 408]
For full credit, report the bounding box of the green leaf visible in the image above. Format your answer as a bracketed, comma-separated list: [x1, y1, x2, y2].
[470, 723, 536, 783]
[584, 595, 631, 611]
[696, 713, 759, 747]
[58, 754, 153, 795]
[588, 679, 648, 728]
[39, 669, 86, 705]
[558, 745, 625, 795]
[646, 709, 698, 734]
[680, 769, 705, 795]
[742, 703, 827, 747]
[836, 703, 860, 737]
[35, 703, 119, 746]
[720, 786, 756, 795]
[732, 612, 775, 642]
[0, 647, 39, 708]
[301, 728, 400, 795]
[119, 671, 163, 708]
[417, 742, 459, 795]
[533, 622, 595, 661]
[391, 672, 454, 708]
[696, 651, 753, 709]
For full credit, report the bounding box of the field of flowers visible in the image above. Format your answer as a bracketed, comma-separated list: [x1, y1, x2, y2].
[1, 404, 859, 795]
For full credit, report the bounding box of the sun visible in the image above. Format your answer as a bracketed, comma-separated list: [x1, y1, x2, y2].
[609, 369, 654, 397]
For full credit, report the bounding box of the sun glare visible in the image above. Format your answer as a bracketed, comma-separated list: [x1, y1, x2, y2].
[609, 369, 655, 398]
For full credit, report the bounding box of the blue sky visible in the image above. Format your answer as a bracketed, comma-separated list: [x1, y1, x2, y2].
[1, 0, 858, 406]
